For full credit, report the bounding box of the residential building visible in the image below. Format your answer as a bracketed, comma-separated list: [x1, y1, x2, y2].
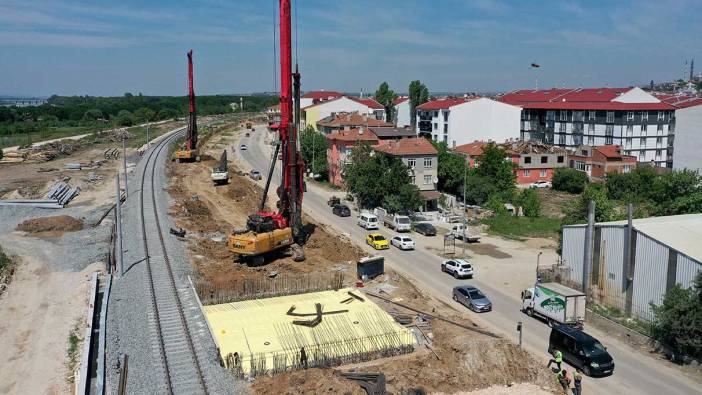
[661, 96, 702, 173]
[561, 214, 702, 322]
[302, 96, 380, 130]
[302, 90, 343, 105]
[351, 97, 386, 121]
[325, 128, 378, 187]
[416, 97, 521, 148]
[393, 97, 411, 128]
[373, 137, 438, 192]
[316, 112, 393, 134]
[500, 87, 676, 168]
[453, 140, 568, 186]
[368, 126, 416, 142]
[568, 145, 637, 181]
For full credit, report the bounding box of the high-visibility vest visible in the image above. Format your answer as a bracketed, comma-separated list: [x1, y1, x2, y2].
[555, 350, 563, 362]
[573, 371, 582, 383]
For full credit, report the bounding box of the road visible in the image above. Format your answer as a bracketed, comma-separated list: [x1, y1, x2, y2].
[236, 126, 699, 395]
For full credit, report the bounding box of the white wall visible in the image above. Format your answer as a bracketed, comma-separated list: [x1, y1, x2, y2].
[447, 98, 521, 147]
[394, 100, 411, 128]
[673, 104, 702, 172]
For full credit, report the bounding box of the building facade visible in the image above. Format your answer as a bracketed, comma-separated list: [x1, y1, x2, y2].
[663, 96, 702, 173]
[416, 97, 521, 148]
[568, 145, 637, 181]
[393, 97, 411, 128]
[325, 129, 378, 187]
[561, 214, 702, 322]
[302, 96, 371, 130]
[500, 87, 676, 168]
[372, 138, 438, 192]
[316, 112, 392, 134]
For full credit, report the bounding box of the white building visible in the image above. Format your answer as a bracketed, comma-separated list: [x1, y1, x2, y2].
[416, 97, 521, 147]
[662, 97, 702, 173]
[393, 97, 411, 128]
[301, 96, 377, 130]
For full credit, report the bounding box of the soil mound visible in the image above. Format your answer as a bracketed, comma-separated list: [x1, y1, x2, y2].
[16, 215, 84, 234]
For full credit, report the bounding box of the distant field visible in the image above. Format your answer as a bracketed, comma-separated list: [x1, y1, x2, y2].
[0, 126, 96, 149]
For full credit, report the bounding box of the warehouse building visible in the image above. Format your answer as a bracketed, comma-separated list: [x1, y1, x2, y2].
[561, 213, 701, 322]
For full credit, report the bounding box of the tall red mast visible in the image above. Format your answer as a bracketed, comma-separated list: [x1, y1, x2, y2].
[186, 49, 197, 151]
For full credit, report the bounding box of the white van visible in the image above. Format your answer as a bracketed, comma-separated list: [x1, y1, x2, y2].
[357, 213, 379, 230]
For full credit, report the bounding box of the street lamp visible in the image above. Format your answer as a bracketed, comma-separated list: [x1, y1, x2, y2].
[536, 251, 543, 283]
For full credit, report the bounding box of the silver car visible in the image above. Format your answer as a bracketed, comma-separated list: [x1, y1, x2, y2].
[452, 285, 492, 312]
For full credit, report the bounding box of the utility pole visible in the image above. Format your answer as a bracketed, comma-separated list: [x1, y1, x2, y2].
[146, 120, 150, 149]
[582, 200, 596, 295]
[122, 136, 129, 197]
[115, 175, 124, 276]
[462, 153, 468, 258]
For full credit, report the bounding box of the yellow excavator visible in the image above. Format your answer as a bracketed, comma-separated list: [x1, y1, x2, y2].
[173, 50, 200, 162]
[227, 0, 305, 266]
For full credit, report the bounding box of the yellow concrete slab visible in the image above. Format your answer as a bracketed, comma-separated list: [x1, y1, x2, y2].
[203, 288, 415, 374]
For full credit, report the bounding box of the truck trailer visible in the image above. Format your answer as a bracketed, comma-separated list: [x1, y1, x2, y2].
[521, 282, 586, 327]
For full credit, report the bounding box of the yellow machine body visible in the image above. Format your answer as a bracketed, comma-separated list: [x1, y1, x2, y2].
[173, 148, 198, 161]
[227, 227, 293, 257]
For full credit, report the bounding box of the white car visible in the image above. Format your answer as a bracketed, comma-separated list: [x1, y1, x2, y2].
[531, 180, 551, 189]
[391, 235, 415, 250]
[240, 144, 247, 151]
[441, 259, 474, 279]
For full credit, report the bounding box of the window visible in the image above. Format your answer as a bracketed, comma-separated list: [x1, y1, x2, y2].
[410, 176, 415, 184]
[433, 123, 438, 130]
[452, 140, 456, 148]
[657, 124, 664, 134]
[559, 134, 565, 144]
[443, 135, 448, 143]
[443, 124, 448, 133]
[627, 111, 634, 121]
[581, 150, 588, 156]
[656, 149, 662, 158]
[638, 152, 645, 161]
[546, 110, 555, 120]
[540, 156, 548, 164]
[574, 161, 587, 171]
[524, 156, 532, 164]
[443, 111, 449, 122]
[433, 111, 438, 117]
[423, 157, 433, 168]
[574, 111, 583, 122]
[407, 158, 416, 168]
[588, 136, 595, 145]
[557, 156, 564, 163]
[588, 123, 595, 133]
[656, 137, 663, 144]
[657, 111, 664, 121]
[423, 175, 432, 185]
[623, 165, 631, 173]
[559, 122, 566, 132]
[573, 123, 583, 133]
[641, 111, 648, 121]
[606, 111, 615, 123]
[605, 136, 613, 145]
[540, 169, 547, 177]
[589, 110, 596, 120]
[641, 124, 647, 135]
[625, 137, 632, 147]
[640, 137, 646, 147]
[523, 169, 530, 177]
[624, 125, 631, 136]
[560, 110, 567, 121]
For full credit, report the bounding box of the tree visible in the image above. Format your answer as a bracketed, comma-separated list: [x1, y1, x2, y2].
[83, 109, 103, 121]
[134, 107, 156, 123]
[606, 166, 657, 201]
[650, 273, 702, 359]
[552, 167, 589, 194]
[464, 174, 497, 205]
[431, 140, 465, 195]
[157, 108, 179, 120]
[116, 110, 135, 126]
[650, 169, 702, 214]
[485, 194, 506, 215]
[374, 82, 398, 123]
[474, 142, 516, 195]
[517, 188, 541, 217]
[563, 183, 614, 224]
[409, 80, 429, 131]
[383, 183, 424, 214]
[300, 126, 328, 178]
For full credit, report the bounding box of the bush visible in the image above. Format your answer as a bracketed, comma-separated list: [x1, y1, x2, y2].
[563, 183, 614, 224]
[650, 273, 702, 359]
[552, 168, 589, 194]
[485, 194, 506, 215]
[0, 148, 3, 160]
[517, 188, 541, 217]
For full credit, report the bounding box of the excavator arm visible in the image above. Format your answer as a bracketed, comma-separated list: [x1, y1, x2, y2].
[186, 49, 197, 151]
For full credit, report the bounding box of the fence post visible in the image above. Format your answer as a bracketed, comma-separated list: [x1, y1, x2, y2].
[115, 175, 124, 276]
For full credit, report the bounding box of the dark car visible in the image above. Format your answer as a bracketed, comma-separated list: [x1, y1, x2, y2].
[414, 222, 436, 236]
[332, 204, 351, 217]
[548, 324, 615, 377]
[452, 285, 492, 312]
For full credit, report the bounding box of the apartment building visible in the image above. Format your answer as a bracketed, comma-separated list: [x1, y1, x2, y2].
[393, 97, 411, 128]
[316, 112, 392, 134]
[500, 87, 676, 168]
[658, 95, 702, 173]
[372, 137, 439, 192]
[415, 97, 521, 148]
[302, 96, 385, 130]
[569, 145, 637, 181]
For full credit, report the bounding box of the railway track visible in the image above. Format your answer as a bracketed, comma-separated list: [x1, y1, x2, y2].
[138, 130, 209, 394]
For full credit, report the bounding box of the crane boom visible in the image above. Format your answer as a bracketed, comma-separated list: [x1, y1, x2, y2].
[187, 49, 197, 151]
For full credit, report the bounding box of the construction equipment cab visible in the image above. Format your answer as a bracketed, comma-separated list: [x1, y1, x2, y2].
[174, 49, 200, 162]
[211, 150, 229, 185]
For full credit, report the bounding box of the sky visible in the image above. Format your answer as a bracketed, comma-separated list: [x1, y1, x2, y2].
[0, 0, 700, 97]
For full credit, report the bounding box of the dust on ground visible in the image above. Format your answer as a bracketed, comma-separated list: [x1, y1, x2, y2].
[166, 121, 560, 395]
[16, 215, 84, 236]
[0, 256, 102, 395]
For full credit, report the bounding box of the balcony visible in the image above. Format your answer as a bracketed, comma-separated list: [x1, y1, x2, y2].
[418, 121, 432, 132]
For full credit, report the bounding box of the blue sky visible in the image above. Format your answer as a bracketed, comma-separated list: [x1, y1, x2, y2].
[0, 0, 700, 96]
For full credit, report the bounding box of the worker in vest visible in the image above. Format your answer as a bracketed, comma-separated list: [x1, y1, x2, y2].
[573, 369, 583, 395]
[547, 348, 563, 371]
[556, 368, 571, 392]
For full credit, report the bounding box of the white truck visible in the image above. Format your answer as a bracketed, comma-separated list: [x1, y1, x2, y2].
[383, 214, 411, 232]
[521, 282, 586, 327]
[449, 224, 481, 243]
[211, 150, 229, 185]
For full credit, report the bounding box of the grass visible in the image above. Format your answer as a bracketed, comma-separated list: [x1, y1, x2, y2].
[480, 214, 562, 240]
[589, 303, 652, 336]
[0, 246, 12, 272]
[66, 319, 83, 384]
[310, 178, 340, 191]
[0, 125, 95, 149]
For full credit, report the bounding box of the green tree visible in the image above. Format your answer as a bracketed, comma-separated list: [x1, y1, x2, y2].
[383, 183, 423, 214]
[563, 183, 614, 224]
[474, 142, 516, 195]
[134, 107, 156, 123]
[606, 166, 657, 201]
[517, 188, 541, 217]
[464, 174, 497, 205]
[83, 109, 103, 121]
[552, 167, 589, 194]
[300, 126, 328, 178]
[409, 80, 429, 131]
[373, 82, 398, 123]
[650, 169, 702, 213]
[485, 194, 506, 215]
[116, 110, 136, 126]
[431, 140, 465, 194]
[157, 108, 179, 120]
[650, 273, 702, 359]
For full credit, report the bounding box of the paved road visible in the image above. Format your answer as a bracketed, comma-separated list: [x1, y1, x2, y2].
[236, 127, 699, 395]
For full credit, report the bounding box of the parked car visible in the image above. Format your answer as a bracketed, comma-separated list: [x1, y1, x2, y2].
[249, 169, 261, 180]
[240, 144, 247, 151]
[414, 222, 436, 236]
[357, 213, 379, 230]
[452, 285, 492, 312]
[245, 132, 250, 137]
[531, 180, 552, 188]
[365, 233, 389, 250]
[390, 235, 415, 250]
[332, 204, 351, 217]
[383, 214, 411, 232]
[449, 224, 481, 243]
[441, 258, 474, 279]
[548, 324, 615, 377]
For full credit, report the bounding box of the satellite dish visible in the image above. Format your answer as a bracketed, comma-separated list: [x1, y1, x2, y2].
[433, 177, 439, 184]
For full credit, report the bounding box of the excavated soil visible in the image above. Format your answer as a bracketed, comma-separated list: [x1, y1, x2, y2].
[16, 215, 84, 236]
[251, 369, 365, 395]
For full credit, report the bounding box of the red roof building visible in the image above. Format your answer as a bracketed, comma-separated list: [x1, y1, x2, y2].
[569, 145, 637, 181]
[302, 90, 343, 104]
[373, 138, 439, 193]
[317, 112, 392, 134]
